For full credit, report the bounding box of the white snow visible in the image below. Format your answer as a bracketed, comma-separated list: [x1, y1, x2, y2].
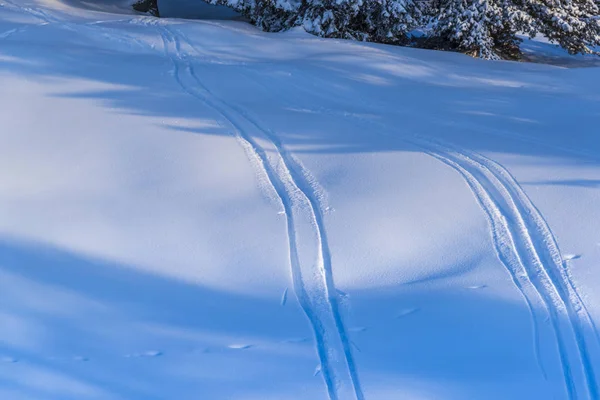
[0, 0, 599, 399]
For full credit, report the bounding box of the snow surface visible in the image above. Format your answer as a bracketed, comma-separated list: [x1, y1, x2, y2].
[0, 0, 600, 399]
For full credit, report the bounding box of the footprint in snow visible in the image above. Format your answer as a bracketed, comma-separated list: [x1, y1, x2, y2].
[467, 284, 488, 290]
[313, 365, 321, 376]
[125, 350, 162, 358]
[73, 356, 89, 362]
[0, 357, 18, 363]
[227, 344, 253, 350]
[564, 254, 582, 261]
[395, 308, 420, 319]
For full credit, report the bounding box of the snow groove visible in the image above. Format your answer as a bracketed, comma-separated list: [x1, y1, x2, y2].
[156, 23, 363, 400]
[413, 137, 599, 400]
[462, 146, 600, 400]
[230, 103, 365, 400]
[244, 65, 600, 397]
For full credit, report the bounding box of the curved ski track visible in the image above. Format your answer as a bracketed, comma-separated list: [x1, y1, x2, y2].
[0, 6, 364, 397]
[249, 69, 600, 399]
[411, 137, 600, 400]
[4, 4, 598, 397]
[152, 21, 364, 400]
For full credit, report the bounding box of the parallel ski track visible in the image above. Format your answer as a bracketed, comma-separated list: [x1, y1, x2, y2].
[153, 21, 364, 400]
[411, 137, 599, 400]
[159, 19, 598, 400]
[6, 6, 598, 396]
[238, 63, 600, 398]
[0, 5, 364, 396]
[153, 30, 600, 396]
[462, 143, 599, 399]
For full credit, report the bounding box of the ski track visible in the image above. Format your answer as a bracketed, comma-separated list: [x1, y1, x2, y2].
[152, 21, 363, 400]
[564, 260, 600, 353]
[242, 64, 600, 398]
[411, 136, 600, 400]
[0, 7, 364, 397]
[245, 61, 599, 397]
[462, 143, 600, 399]
[150, 27, 599, 397]
[3, 4, 598, 398]
[153, 39, 600, 397]
[415, 141, 574, 397]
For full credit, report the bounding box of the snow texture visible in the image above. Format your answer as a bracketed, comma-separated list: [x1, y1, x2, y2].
[0, 0, 600, 399]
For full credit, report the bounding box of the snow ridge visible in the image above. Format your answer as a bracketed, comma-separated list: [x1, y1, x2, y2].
[155, 21, 363, 400]
[414, 137, 600, 400]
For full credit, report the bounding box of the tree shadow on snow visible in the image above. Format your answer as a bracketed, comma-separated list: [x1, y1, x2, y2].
[0, 237, 324, 399]
[0, 10, 598, 168]
[0, 237, 583, 399]
[1, 8, 600, 399]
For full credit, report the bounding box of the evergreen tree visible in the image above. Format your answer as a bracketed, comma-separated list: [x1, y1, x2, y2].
[427, 0, 600, 59]
[136, 0, 599, 60]
[133, 0, 159, 16]
[298, 0, 421, 44]
[206, 0, 298, 31]
[529, 0, 600, 55]
[298, 0, 365, 40]
[207, 0, 421, 42]
[360, 0, 422, 44]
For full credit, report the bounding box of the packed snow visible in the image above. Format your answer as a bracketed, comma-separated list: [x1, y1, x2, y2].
[0, 0, 599, 399]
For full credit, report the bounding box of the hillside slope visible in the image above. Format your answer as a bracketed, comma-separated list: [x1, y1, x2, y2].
[1, 1, 600, 399]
